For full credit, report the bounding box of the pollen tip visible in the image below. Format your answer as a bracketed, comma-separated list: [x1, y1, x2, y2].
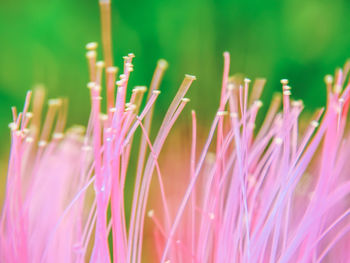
[158, 59, 168, 69]
[106, 66, 118, 73]
[325, 74, 333, 84]
[87, 82, 95, 89]
[280, 79, 289, 85]
[86, 42, 98, 51]
[209, 212, 215, 220]
[25, 137, 34, 143]
[86, 51, 97, 59]
[8, 122, 17, 131]
[255, 100, 263, 108]
[274, 137, 283, 145]
[53, 133, 64, 140]
[147, 210, 154, 218]
[283, 90, 291, 96]
[96, 61, 105, 68]
[311, 120, 319, 128]
[227, 83, 235, 90]
[133, 86, 147, 93]
[217, 111, 228, 116]
[230, 112, 238, 118]
[38, 140, 47, 147]
[48, 99, 62, 106]
[185, 74, 196, 80]
[244, 78, 251, 84]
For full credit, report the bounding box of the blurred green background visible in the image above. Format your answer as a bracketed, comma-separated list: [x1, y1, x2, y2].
[1, 0, 350, 172]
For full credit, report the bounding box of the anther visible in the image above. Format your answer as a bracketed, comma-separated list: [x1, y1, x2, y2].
[280, 79, 289, 85]
[310, 120, 319, 127]
[209, 212, 215, 220]
[274, 137, 283, 145]
[185, 74, 196, 80]
[158, 59, 168, 69]
[147, 210, 154, 218]
[244, 78, 251, 84]
[324, 75, 333, 85]
[217, 111, 228, 116]
[86, 42, 98, 51]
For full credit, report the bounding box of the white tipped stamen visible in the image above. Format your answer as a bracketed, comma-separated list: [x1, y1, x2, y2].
[96, 61, 105, 68]
[82, 145, 92, 151]
[48, 99, 62, 106]
[185, 74, 196, 80]
[147, 210, 154, 218]
[106, 66, 118, 73]
[325, 74, 333, 84]
[25, 112, 33, 118]
[275, 137, 283, 145]
[158, 59, 168, 69]
[86, 51, 97, 59]
[8, 122, 17, 131]
[209, 213, 215, 220]
[99, 114, 108, 121]
[255, 100, 263, 108]
[25, 137, 34, 143]
[244, 78, 251, 84]
[283, 90, 291, 96]
[53, 133, 64, 140]
[133, 86, 147, 93]
[86, 42, 98, 50]
[281, 79, 289, 85]
[311, 120, 319, 128]
[230, 112, 238, 118]
[217, 111, 228, 116]
[38, 140, 47, 147]
[87, 82, 95, 89]
[227, 83, 235, 90]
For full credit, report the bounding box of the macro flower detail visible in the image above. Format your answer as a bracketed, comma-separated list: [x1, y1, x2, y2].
[1, 0, 350, 262]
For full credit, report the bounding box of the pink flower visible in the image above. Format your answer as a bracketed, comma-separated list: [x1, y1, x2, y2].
[1, 0, 350, 262]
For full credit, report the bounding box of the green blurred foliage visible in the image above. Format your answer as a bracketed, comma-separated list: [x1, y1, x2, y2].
[0, 0, 350, 153]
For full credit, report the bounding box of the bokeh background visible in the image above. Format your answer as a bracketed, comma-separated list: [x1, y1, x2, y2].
[1, 0, 350, 175]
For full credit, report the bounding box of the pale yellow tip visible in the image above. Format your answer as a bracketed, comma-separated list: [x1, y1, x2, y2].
[217, 111, 228, 116]
[280, 79, 289, 85]
[48, 99, 62, 106]
[86, 51, 97, 59]
[255, 100, 263, 108]
[147, 210, 154, 218]
[310, 120, 319, 128]
[133, 86, 147, 93]
[185, 74, 196, 80]
[86, 42, 98, 51]
[324, 75, 333, 84]
[158, 59, 169, 69]
[107, 66, 118, 73]
[87, 82, 95, 89]
[96, 61, 105, 68]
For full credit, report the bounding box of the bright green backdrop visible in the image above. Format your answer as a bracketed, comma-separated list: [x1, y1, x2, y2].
[1, 0, 350, 164]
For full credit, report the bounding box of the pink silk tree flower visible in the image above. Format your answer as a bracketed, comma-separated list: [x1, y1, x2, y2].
[1, 0, 350, 262]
